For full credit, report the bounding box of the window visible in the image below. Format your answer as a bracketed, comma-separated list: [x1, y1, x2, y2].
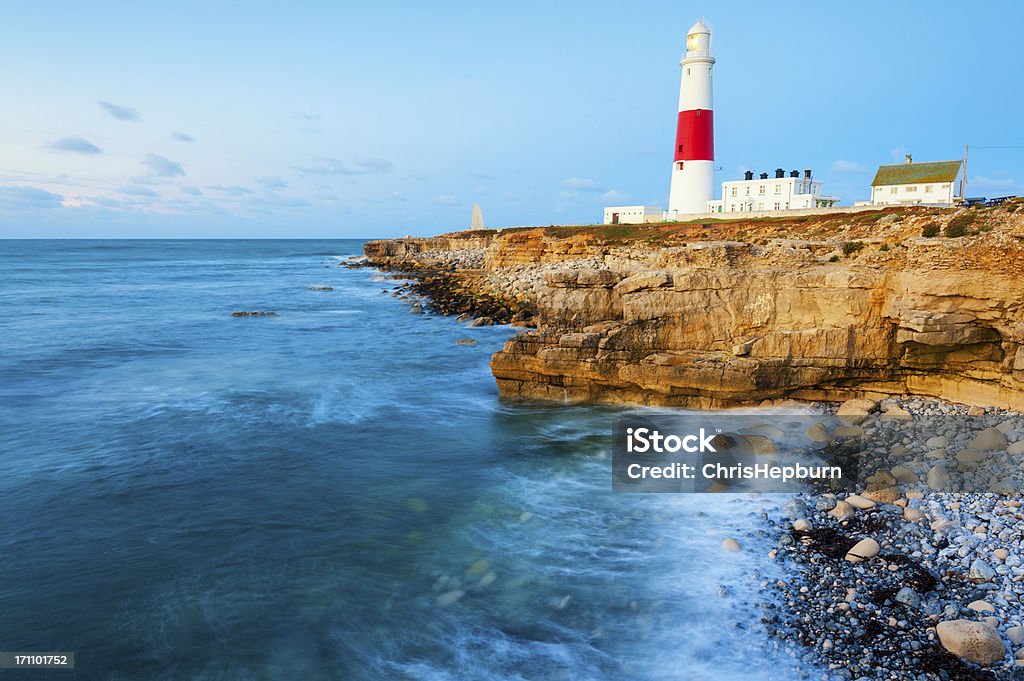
[730, 187, 737, 197]
[773, 202, 780, 210]
[677, 161, 685, 170]
[906, 186, 917, 193]
[686, 68, 691, 75]
[758, 185, 765, 195]
[890, 187, 898, 194]
[745, 187, 750, 196]
[774, 184, 781, 195]
[925, 185, 933, 193]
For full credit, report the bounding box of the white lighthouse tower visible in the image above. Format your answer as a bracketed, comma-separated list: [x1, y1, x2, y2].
[667, 20, 715, 218]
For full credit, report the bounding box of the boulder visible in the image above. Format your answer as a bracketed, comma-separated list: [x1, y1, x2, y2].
[837, 398, 877, 424]
[829, 500, 855, 521]
[935, 620, 1005, 666]
[927, 464, 950, 491]
[845, 494, 876, 510]
[1006, 625, 1024, 646]
[967, 600, 996, 613]
[970, 427, 1008, 451]
[805, 422, 833, 443]
[903, 507, 927, 522]
[845, 538, 880, 563]
[721, 538, 741, 552]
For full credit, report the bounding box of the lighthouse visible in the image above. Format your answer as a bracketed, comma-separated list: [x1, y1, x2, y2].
[667, 20, 715, 218]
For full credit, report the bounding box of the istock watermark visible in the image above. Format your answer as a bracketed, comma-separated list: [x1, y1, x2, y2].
[612, 413, 861, 493]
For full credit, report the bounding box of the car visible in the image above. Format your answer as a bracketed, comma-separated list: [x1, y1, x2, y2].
[961, 197, 987, 207]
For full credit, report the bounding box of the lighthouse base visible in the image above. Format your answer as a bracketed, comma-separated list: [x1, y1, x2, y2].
[667, 160, 714, 217]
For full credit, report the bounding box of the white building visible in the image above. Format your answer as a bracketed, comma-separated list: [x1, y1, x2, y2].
[706, 169, 838, 214]
[603, 205, 663, 225]
[868, 156, 962, 206]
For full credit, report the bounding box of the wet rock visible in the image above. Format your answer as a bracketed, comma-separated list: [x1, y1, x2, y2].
[231, 311, 277, 317]
[468, 316, 494, 327]
[456, 338, 478, 346]
[308, 285, 334, 291]
[721, 537, 741, 552]
[436, 589, 465, 606]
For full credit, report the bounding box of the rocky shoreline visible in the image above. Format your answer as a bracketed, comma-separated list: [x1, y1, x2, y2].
[361, 206, 1024, 679]
[364, 203, 1024, 411]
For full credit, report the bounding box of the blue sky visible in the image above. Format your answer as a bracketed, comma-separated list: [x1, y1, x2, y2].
[1, 0, 1021, 238]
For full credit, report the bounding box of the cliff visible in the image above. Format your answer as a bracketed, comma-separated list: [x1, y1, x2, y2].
[364, 203, 1024, 410]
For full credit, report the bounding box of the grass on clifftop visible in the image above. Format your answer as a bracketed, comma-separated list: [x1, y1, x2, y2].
[442, 200, 1024, 246]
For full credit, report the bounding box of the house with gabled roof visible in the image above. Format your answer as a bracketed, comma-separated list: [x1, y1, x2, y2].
[869, 154, 963, 206]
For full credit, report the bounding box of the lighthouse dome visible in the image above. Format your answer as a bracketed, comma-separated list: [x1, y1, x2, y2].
[687, 20, 710, 35]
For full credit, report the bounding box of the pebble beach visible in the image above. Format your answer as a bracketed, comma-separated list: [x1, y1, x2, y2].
[762, 397, 1024, 680]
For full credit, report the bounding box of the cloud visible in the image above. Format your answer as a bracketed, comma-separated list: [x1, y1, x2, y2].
[170, 131, 195, 142]
[292, 157, 393, 175]
[889, 146, 909, 162]
[0, 185, 64, 210]
[48, 137, 102, 154]
[180, 186, 203, 196]
[832, 160, 868, 173]
[293, 111, 321, 122]
[209, 185, 254, 196]
[558, 190, 579, 201]
[98, 100, 141, 121]
[969, 175, 1018, 193]
[354, 157, 393, 173]
[433, 195, 459, 206]
[600, 189, 629, 203]
[562, 177, 602, 191]
[255, 176, 288, 190]
[141, 153, 185, 177]
[119, 185, 159, 197]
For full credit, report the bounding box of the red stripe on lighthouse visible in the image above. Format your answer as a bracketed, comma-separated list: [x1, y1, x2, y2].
[673, 109, 714, 162]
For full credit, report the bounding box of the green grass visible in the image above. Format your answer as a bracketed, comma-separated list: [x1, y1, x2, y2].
[945, 212, 976, 238]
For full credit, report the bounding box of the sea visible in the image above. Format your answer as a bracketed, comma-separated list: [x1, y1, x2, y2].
[0, 239, 804, 680]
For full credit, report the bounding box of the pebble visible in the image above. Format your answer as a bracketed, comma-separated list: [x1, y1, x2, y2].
[721, 537, 741, 552]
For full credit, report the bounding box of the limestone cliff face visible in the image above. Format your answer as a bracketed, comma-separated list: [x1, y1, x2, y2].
[365, 205, 1024, 410]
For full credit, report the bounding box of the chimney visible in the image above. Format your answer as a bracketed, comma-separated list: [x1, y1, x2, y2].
[905, 153, 913, 164]
[759, 172, 768, 180]
[775, 168, 785, 178]
[744, 170, 753, 181]
[790, 170, 799, 177]
[804, 169, 812, 180]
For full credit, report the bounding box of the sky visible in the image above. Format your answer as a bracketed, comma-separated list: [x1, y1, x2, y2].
[1, 0, 1021, 238]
